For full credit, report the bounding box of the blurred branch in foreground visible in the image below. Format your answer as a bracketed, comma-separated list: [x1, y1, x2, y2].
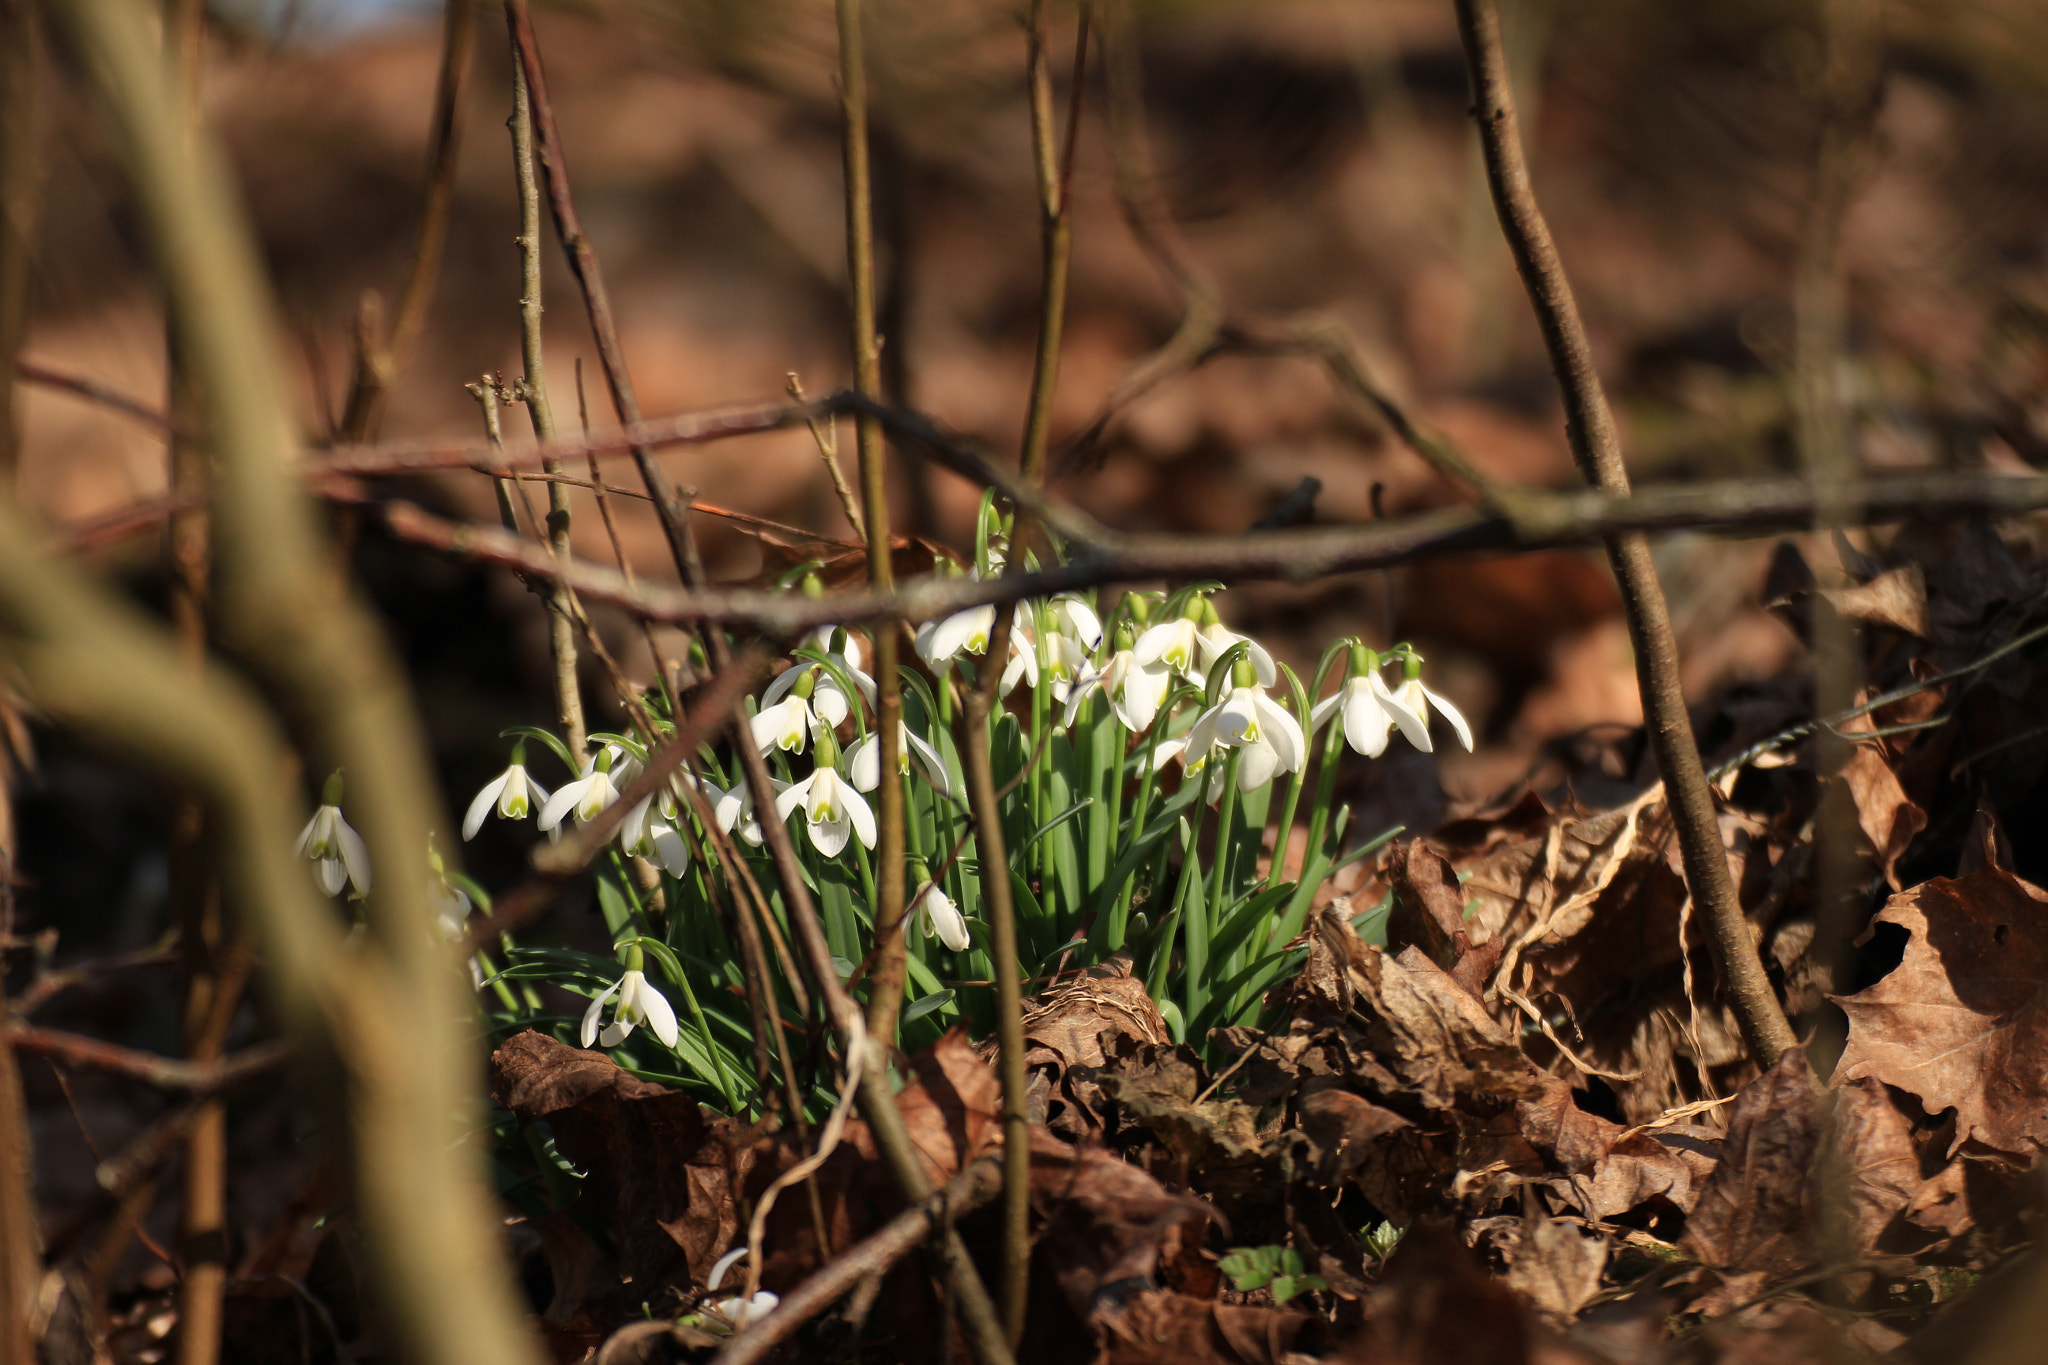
[46, 1, 548, 1363]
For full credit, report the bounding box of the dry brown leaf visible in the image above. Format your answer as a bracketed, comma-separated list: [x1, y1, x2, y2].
[1837, 744, 1927, 890]
[1820, 563, 1930, 637]
[1825, 1078, 1923, 1255]
[1501, 1216, 1609, 1328]
[490, 1030, 746, 1301]
[1680, 1048, 1820, 1279]
[1834, 865, 2048, 1157]
[1380, 839, 1502, 998]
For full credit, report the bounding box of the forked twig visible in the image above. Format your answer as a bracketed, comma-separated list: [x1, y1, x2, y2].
[1452, 0, 1796, 1064]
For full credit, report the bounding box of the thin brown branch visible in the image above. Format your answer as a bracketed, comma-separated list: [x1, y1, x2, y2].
[1453, 0, 1796, 1064]
[52, 6, 549, 1363]
[339, 0, 476, 441]
[380, 469, 2048, 637]
[835, 0, 910, 1052]
[714, 1154, 1004, 1365]
[502, 0, 712, 611]
[15, 359, 178, 435]
[504, 22, 586, 756]
[7, 1026, 283, 1093]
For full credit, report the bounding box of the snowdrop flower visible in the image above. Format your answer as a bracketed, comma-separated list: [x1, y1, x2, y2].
[620, 788, 693, 877]
[707, 1292, 779, 1333]
[1040, 629, 1094, 704]
[1182, 666, 1305, 794]
[750, 692, 821, 756]
[1132, 612, 1205, 682]
[461, 744, 551, 840]
[847, 722, 952, 796]
[1065, 640, 1173, 732]
[918, 603, 997, 667]
[1383, 655, 1473, 754]
[580, 962, 679, 1049]
[1309, 646, 1423, 758]
[537, 749, 627, 832]
[1196, 621, 1277, 688]
[761, 653, 875, 730]
[701, 1247, 777, 1334]
[714, 777, 776, 847]
[775, 764, 876, 857]
[296, 773, 371, 897]
[1046, 595, 1103, 650]
[912, 874, 972, 952]
[997, 618, 1040, 696]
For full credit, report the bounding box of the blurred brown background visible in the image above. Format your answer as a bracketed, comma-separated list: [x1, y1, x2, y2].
[15, 0, 2048, 838]
[12, 0, 2048, 1311]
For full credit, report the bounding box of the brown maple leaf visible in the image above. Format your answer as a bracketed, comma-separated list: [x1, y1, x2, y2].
[1833, 865, 2048, 1157]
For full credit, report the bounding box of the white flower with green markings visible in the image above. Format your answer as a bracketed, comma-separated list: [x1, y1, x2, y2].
[775, 763, 875, 857]
[296, 772, 371, 897]
[581, 959, 678, 1050]
[462, 744, 550, 840]
[846, 722, 952, 796]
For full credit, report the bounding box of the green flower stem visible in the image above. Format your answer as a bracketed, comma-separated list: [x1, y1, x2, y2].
[1299, 723, 1345, 883]
[1200, 752, 1244, 1013]
[1147, 819, 1199, 1001]
[1109, 730, 1164, 946]
[1263, 767, 1308, 894]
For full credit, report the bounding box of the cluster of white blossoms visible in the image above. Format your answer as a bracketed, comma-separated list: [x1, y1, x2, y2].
[397, 570, 1471, 1063]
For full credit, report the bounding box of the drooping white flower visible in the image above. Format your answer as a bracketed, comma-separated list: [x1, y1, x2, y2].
[846, 723, 952, 796]
[1196, 621, 1277, 688]
[706, 1292, 780, 1334]
[913, 881, 972, 952]
[761, 655, 876, 730]
[713, 777, 777, 847]
[1131, 615, 1204, 682]
[537, 756, 625, 832]
[461, 757, 551, 840]
[1040, 630, 1094, 704]
[580, 968, 680, 1049]
[1047, 595, 1103, 650]
[774, 766, 876, 857]
[1065, 648, 1173, 733]
[749, 694, 820, 756]
[1183, 682, 1306, 794]
[619, 789, 693, 877]
[296, 800, 372, 898]
[1384, 672, 1474, 754]
[1310, 674, 1406, 758]
[699, 1247, 777, 1334]
[998, 623, 1040, 696]
[918, 604, 996, 666]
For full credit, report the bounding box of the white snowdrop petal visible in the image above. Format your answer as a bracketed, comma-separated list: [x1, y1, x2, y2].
[580, 977, 621, 1048]
[336, 819, 373, 894]
[463, 773, 509, 841]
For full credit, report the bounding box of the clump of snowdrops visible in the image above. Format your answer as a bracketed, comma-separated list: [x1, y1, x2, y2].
[296, 502, 1471, 1125]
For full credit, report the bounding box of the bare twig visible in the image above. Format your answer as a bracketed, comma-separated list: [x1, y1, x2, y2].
[380, 467, 2048, 640]
[338, 0, 476, 440]
[714, 1154, 1005, 1365]
[1452, 0, 1796, 1064]
[836, 0, 910, 1050]
[0, 9, 41, 1354]
[7, 1026, 281, 1093]
[788, 372, 865, 540]
[52, 7, 547, 1364]
[504, 25, 587, 756]
[13, 359, 178, 435]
